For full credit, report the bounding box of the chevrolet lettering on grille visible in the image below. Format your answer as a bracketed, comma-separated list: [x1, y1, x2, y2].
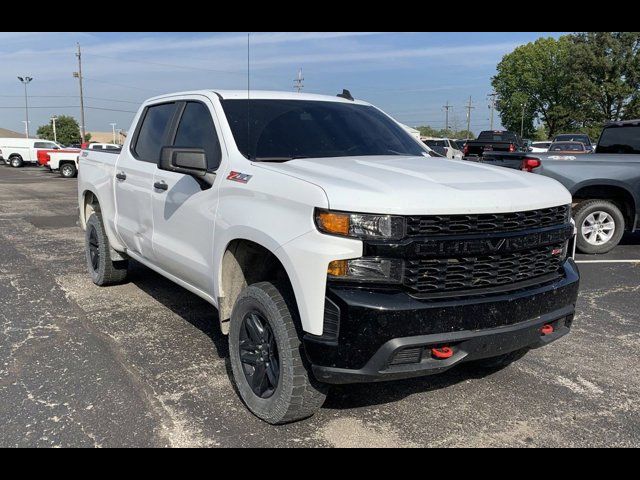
[415, 226, 573, 257]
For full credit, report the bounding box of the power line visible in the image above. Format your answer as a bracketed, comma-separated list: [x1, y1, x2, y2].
[0, 94, 140, 104]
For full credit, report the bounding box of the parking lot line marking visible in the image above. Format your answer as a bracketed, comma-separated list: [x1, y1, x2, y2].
[576, 259, 640, 264]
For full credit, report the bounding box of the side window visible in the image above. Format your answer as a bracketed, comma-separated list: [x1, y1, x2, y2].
[134, 103, 177, 162]
[173, 102, 222, 170]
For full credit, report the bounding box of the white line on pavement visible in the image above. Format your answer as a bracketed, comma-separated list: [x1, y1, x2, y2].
[576, 259, 640, 264]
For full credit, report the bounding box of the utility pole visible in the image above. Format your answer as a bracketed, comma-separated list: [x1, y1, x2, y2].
[442, 100, 452, 136]
[488, 92, 498, 130]
[294, 67, 304, 93]
[520, 102, 527, 138]
[51, 116, 58, 143]
[73, 43, 86, 143]
[17, 76, 33, 138]
[110, 123, 117, 144]
[464, 96, 475, 139]
[22, 121, 30, 139]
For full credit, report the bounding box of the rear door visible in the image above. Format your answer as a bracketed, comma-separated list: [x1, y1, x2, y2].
[151, 97, 224, 294]
[114, 101, 178, 260]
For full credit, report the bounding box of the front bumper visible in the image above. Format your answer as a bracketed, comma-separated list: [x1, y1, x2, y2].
[305, 259, 580, 384]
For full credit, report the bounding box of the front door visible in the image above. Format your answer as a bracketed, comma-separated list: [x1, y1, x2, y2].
[114, 101, 178, 260]
[151, 98, 224, 294]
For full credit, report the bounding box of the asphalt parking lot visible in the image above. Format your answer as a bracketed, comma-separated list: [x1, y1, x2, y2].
[0, 164, 638, 447]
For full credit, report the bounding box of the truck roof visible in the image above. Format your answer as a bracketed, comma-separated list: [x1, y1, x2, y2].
[144, 89, 372, 106]
[604, 119, 640, 127]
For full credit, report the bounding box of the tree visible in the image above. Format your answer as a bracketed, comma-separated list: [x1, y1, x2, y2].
[417, 125, 474, 139]
[36, 115, 88, 145]
[569, 32, 640, 128]
[492, 36, 578, 138]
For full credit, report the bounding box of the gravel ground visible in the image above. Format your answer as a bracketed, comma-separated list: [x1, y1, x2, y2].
[0, 164, 638, 447]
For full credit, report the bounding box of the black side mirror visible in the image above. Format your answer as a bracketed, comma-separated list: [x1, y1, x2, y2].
[159, 147, 207, 177]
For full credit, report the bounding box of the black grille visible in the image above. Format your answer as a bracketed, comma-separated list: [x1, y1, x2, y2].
[389, 347, 423, 366]
[404, 243, 566, 296]
[406, 205, 569, 237]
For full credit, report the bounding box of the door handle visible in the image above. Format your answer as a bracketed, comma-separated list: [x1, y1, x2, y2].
[115, 171, 127, 181]
[154, 181, 168, 191]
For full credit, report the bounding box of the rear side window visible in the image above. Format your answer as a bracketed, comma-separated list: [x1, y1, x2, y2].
[173, 102, 222, 170]
[34, 142, 58, 149]
[596, 125, 640, 154]
[134, 103, 176, 162]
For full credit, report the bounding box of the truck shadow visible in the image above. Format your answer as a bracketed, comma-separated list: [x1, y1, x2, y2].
[620, 232, 640, 246]
[128, 259, 501, 411]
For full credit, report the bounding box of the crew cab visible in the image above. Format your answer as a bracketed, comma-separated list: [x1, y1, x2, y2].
[0, 138, 63, 167]
[467, 120, 640, 254]
[463, 130, 525, 157]
[78, 90, 580, 424]
[37, 147, 81, 177]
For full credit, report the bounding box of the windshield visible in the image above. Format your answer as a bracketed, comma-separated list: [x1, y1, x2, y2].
[550, 142, 584, 151]
[554, 134, 590, 145]
[221, 99, 428, 160]
[596, 125, 640, 154]
[477, 131, 517, 143]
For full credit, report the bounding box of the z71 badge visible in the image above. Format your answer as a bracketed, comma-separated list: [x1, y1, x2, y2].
[226, 171, 253, 184]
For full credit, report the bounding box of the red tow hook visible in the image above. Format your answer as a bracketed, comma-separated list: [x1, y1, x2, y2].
[540, 324, 554, 336]
[431, 346, 454, 360]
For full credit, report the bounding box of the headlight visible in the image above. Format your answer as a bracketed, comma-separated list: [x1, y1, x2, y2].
[315, 209, 405, 240]
[328, 257, 404, 284]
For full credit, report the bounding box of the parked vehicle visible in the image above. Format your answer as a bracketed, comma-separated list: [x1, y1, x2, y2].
[462, 130, 526, 157]
[421, 137, 463, 159]
[86, 143, 121, 151]
[553, 133, 593, 153]
[0, 138, 62, 167]
[548, 141, 590, 154]
[37, 148, 81, 178]
[530, 141, 553, 153]
[467, 120, 640, 254]
[78, 89, 580, 424]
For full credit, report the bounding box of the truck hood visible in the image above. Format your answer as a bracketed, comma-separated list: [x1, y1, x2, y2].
[255, 155, 572, 215]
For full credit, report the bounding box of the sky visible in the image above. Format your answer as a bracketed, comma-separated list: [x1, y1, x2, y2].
[0, 32, 563, 136]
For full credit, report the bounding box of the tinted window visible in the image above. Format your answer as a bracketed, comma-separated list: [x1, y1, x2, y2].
[550, 143, 583, 151]
[425, 140, 446, 148]
[477, 131, 517, 143]
[532, 142, 551, 149]
[221, 99, 427, 160]
[596, 125, 640, 154]
[34, 142, 58, 149]
[554, 134, 590, 145]
[173, 102, 221, 170]
[134, 103, 176, 162]
[105, 145, 120, 150]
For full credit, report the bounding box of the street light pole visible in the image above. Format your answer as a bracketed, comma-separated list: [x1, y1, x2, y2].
[17, 76, 33, 138]
[73, 43, 86, 143]
[51, 116, 58, 143]
[110, 123, 117, 144]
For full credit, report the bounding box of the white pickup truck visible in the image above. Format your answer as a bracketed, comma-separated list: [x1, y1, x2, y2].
[38, 148, 81, 178]
[78, 90, 580, 424]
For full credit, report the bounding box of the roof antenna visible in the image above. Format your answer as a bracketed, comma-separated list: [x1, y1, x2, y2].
[337, 89, 354, 101]
[247, 32, 251, 160]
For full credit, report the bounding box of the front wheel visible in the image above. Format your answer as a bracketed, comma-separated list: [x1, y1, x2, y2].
[574, 200, 625, 254]
[60, 163, 77, 178]
[229, 282, 328, 424]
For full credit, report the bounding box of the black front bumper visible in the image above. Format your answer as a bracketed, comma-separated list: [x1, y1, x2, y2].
[305, 259, 580, 384]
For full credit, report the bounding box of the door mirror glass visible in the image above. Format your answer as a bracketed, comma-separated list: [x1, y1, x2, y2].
[159, 146, 207, 177]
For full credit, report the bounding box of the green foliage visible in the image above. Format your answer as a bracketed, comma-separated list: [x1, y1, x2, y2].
[36, 115, 84, 145]
[417, 125, 474, 139]
[492, 33, 640, 139]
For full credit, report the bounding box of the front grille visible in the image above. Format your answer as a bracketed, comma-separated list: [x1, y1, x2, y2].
[404, 243, 566, 296]
[389, 347, 423, 366]
[405, 205, 569, 237]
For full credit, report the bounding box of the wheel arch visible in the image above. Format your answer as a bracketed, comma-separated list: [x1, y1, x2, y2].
[571, 180, 637, 231]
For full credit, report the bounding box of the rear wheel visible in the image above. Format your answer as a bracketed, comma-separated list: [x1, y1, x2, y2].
[574, 200, 625, 254]
[60, 163, 77, 178]
[9, 155, 23, 168]
[85, 213, 129, 286]
[229, 282, 328, 424]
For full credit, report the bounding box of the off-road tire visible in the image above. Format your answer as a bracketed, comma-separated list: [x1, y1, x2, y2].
[229, 281, 328, 424]
[85, 213, 129, 286]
